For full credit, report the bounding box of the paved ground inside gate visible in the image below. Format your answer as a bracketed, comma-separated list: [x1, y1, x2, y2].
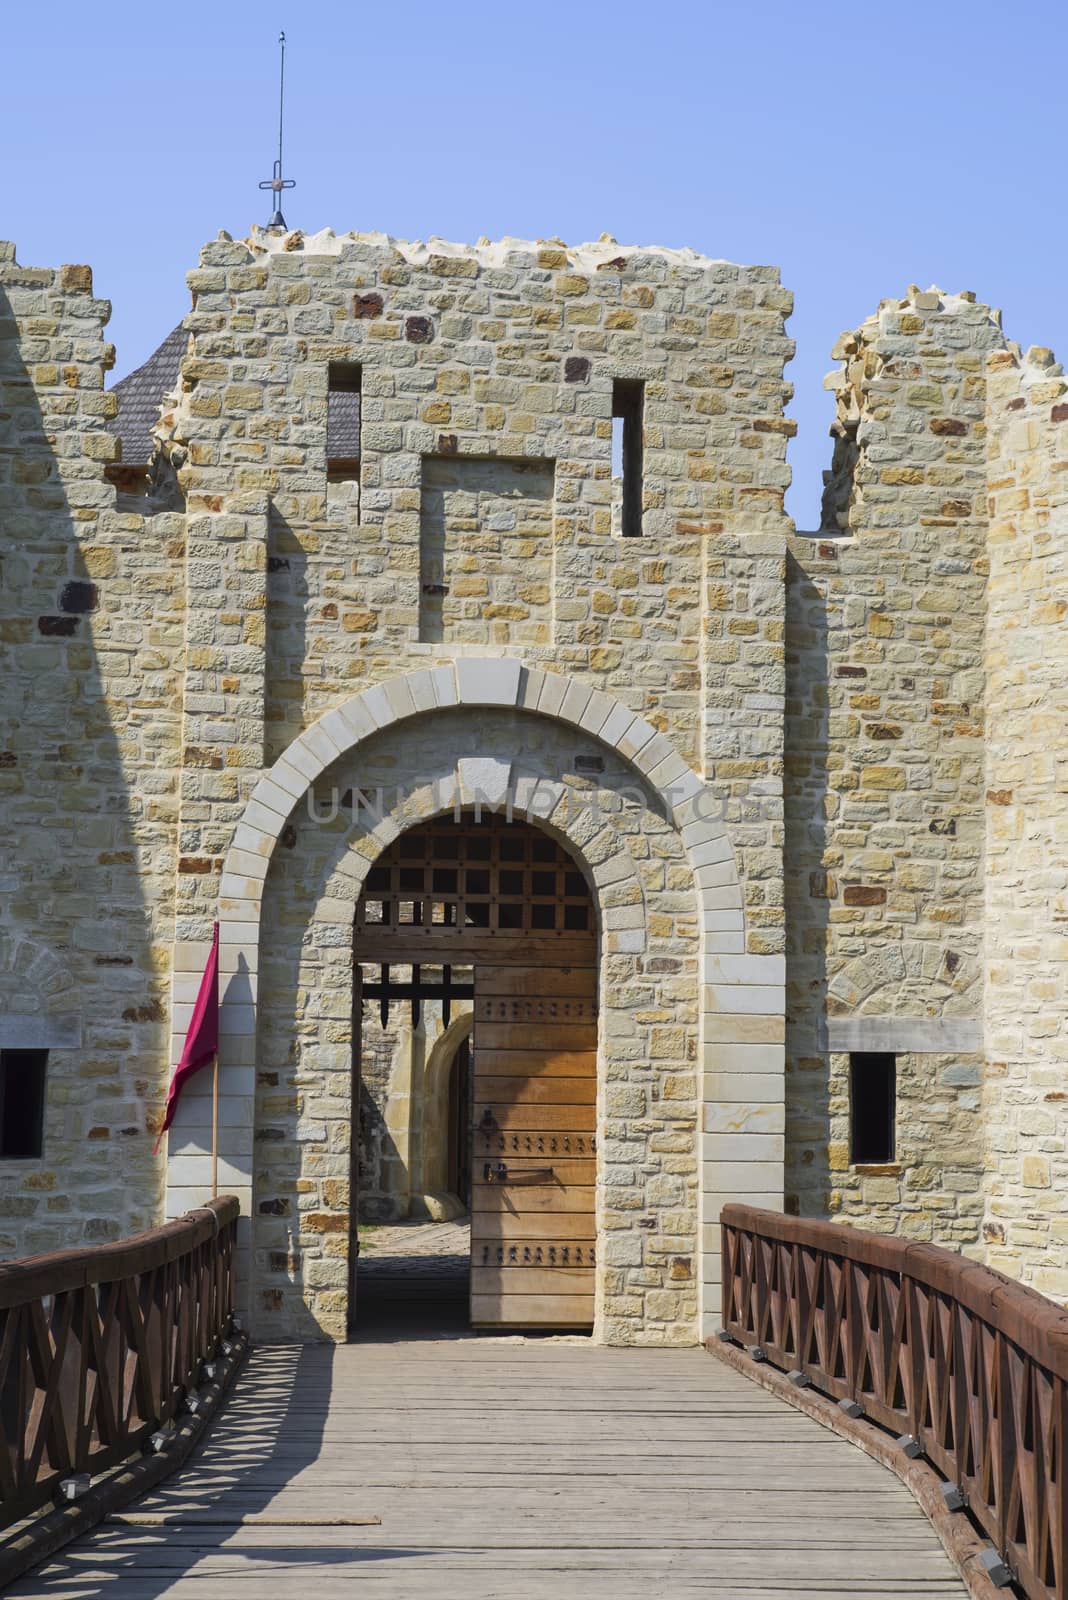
[11, 1339, 965, 1600]
[356, 1217, 471, 1332]
[358, 1217, 470, 1277]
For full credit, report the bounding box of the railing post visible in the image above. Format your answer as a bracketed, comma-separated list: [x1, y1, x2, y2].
[1054, 1369, 1067, 1600]
[995, 1326, 1013, 1570]
[798, 1240, 814, 1381]
[904, 1270, 924, 1454]
[845, 1254, 862, 1404]
[950, 1291, 968, 1505]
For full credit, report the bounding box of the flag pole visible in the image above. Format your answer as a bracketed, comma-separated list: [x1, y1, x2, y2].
[211, 1052, 219, 1199]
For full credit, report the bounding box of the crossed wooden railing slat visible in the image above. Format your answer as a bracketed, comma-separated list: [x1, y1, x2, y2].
[0, 1197, 239, 1528]
[721, 1205, 1068, 1600]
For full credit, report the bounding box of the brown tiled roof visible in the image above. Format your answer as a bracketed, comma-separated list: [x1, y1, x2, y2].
[107, 325, 186, 466]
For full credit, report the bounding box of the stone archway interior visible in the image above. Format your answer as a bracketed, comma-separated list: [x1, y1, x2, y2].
[353, 811, 598, 1330]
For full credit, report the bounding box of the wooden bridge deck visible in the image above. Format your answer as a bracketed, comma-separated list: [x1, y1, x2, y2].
[11, 1338, 965, 1600]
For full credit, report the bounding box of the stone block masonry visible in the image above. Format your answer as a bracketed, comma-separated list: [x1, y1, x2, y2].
[982, 344, 1068, 1298]
[418, 454, 555, 645]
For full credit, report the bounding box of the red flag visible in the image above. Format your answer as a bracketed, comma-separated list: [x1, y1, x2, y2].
[156, 922, 219, 1150]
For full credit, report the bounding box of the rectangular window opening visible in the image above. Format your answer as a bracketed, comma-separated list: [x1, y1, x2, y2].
[327, 362, 361, 486]
[0, 1050, 47, 1158]
[612, 378, 644, 538]
[849, 1052, 896, 1165]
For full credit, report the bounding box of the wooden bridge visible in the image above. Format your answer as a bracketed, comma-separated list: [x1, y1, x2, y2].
[0, 1201, 1064, 1600]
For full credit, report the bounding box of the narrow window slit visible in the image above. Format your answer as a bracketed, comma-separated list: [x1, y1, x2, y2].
[327, 362, 361, 485]
[612, 378, 644, 538]
[0, 1050, 47, 1158]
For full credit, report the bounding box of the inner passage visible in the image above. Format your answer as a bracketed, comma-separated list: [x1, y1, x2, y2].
[352, 813, 596, 1335]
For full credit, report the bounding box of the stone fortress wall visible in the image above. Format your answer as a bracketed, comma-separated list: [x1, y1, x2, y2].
[785, 290, 1001, 1245]
[0, 245, 182, 1254]
[0, 227, 1065, 1329]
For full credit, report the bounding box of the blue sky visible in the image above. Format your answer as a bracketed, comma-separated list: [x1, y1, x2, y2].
[5, 1, 1064, 529]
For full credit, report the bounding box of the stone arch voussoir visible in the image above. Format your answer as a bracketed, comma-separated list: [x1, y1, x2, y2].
[220, 661, 729, 916]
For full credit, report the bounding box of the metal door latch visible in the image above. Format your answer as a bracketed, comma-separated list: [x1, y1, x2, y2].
[483, 1162, 556, 1185]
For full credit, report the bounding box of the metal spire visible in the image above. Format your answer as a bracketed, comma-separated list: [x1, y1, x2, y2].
[259, 31, 295, 232]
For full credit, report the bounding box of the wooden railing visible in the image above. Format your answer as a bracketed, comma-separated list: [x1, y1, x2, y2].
[0, 1196, 239, 1528]
[721, 1204, 1068, 1600]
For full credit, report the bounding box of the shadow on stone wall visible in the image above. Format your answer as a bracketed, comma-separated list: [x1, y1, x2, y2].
[265, 504, 310, 767]
[0, 276, 171, 1253]
[784, 548, 831, 1215]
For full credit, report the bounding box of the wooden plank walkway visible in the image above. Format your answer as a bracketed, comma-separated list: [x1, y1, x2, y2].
[10, 1338, 965, 1600]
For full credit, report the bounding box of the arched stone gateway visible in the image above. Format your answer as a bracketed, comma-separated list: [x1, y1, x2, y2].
[165, 661, 786, 1344]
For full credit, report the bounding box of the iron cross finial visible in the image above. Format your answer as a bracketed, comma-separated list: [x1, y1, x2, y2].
[259, 30, 295, 232]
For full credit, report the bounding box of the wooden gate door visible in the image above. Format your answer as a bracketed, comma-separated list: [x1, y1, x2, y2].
[471, 962, 596, 1330]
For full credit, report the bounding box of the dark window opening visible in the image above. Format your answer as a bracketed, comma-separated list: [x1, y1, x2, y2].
[327, 362, 361, 483]
[849, 1052, 896, 1164]
[105, 463, 151, 496]
[612, 378, 644, 537]
[0, 1050, 47, 1158]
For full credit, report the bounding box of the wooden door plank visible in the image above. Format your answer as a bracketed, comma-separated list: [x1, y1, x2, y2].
[472, 1157, 595, 1185]
[467, 1268, 595, 1295]
[475, 1021, 596, 1051]
[470, 1213, 597, 1241]
[472, 1186, 596, 1214]
[473, 1049, 595, 1076]
[473, 1103, 595, 1132]
[470, 1292, 594, 1327]
[475, 1075, 595, 1106]
[477, 966, 596, 996]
